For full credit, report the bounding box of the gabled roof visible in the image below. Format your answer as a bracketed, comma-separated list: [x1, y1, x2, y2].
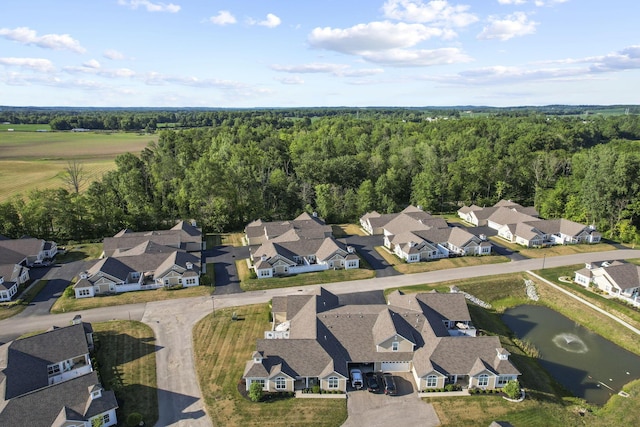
[487, 207, 538, 227]
[103, 221, 201, 256]
[602, 262, 640, 290]
[0, 372, 117, 427]
[3, 323, 90, 399]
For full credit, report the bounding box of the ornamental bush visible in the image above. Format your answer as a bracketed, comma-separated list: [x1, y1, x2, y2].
[503, 380, 521, 399]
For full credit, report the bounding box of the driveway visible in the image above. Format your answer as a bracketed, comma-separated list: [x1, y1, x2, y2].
[344, 235, 400, 278]
[342, 372, 440, 427]
[204, 245, 249, 295]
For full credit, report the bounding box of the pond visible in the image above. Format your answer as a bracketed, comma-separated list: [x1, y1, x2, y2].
[502, 305, 640, 405]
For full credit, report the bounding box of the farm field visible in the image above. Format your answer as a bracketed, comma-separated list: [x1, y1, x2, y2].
[0, 130, 157, 201]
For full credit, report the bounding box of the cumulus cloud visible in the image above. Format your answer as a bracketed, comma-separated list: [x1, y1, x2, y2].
[118, 0, 180, 13]
[271, 62, 384, 77]
[103, 49, 125, 60]
[64, 62, 136, 78]
[498, 0, 526, 4]
[0, 27, 85, 53]
[382, 0, 478, 27]
[83, 59, 101, 69]
[0, 57, 55, 72]
[477, 12, 537, 40]
[248, 13, 282, 28]
[209, 11, 236, 26]
[535, 0, 568, 6]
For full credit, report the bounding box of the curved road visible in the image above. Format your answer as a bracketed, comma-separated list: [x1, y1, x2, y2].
[2, 249, 640, 426]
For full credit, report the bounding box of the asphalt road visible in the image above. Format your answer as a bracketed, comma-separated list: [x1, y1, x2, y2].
[3, 248, 640, 426]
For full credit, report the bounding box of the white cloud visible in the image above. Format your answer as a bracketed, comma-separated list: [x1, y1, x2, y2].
[534, 0, 569, 6]
[275, 76, 304, 85]
[103, 49, 125, 60]
[271, 62, 385, 77]
[64, 63, 136, 78]
[362, 47, 471, 66]
[588, 45, 640, 73]
[309, 21, 448, 54]
[477, 12, 537, 41]
[498, 0, 526, 4]
[0, 27, 85, 53]
[83, 59, 101, 69]
[118, 0, 180, 13]
[209, 11, 236, 26]
[382, 0, 478, 27]
[260, 13, 282, 28]
[0, 57, 55, 72]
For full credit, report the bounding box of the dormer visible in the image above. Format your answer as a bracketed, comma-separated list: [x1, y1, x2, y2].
[252, 351, 264, 364]
[79, 271, 89, 279]
[89, 384, 103, 400]
[496, 348, 510, 361]
[186, 262, 193, 270]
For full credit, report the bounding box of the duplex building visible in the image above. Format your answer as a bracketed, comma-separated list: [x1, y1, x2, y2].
[243, 288, 519, 393]
[574, 260, 640, 307]
[0, 316, 118, 427]
[0, 235, 57, 301]
[247, 213, 359, 279]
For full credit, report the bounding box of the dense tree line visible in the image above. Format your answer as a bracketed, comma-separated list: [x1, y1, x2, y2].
[1, 110, 639, 244]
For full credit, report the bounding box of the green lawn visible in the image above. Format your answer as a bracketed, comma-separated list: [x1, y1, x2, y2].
[237, 259, 375, 292]
[193, 304, 347, 426]
[93, 321, 158, 427]
[51, 286, 214, 313]
[55, 242, 104, 262]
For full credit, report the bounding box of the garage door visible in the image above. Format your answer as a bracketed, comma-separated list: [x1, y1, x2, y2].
[380, 361, 411, 372]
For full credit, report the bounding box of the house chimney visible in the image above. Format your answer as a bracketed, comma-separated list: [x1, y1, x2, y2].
[191, 219, 197, 227]
[261, 254, 268, 262]
[79, 271, 88, 279]
[312, 212, 318, 217]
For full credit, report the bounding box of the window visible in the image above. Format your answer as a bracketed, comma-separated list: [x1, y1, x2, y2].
[185, 278, 196, 285]
[392, 341, 399, 352]
[102, 413, 111, 424]
[426, 375, 437, 388]
[259, 269, 271, 277]
[275, 377, 286, 390]
[252, 379, 265, 389]
[78, 288, 91, 297]
[497, 376, 510, 386]
[478, 374, 489, 387]
[328, 376, 339, 389]
[47, 364, 60, 376]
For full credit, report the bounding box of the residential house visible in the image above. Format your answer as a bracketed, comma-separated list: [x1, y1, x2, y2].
[458, 200, 600, 247]
[247, 213, 359, 279]
[574, 261, 640, 307]
[0, 237, 58, 267]
[243, 288, 519, 393]
[245, 212, 332, 246]
[102, 220, 204, 257]
[73, 241, 201, 298]
[0, 316, 118, 427]
[360, 206, 491, 261]
[0, 263, 29, 302]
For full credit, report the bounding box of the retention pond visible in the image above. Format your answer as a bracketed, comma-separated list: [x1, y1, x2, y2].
[502, 304, 640, 405]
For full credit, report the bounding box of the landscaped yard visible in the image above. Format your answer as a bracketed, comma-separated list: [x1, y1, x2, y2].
[192, 303, 347, 427]
[55, 242, 104, 262]
[487, 237, 619, 258]
[206, 232, 245, 248]
[93, 320, 158, 427]
[236, 259, 375, 292]
[374, 246, 510, 274]
[50, 285, 214, 313]
[331, 223, 367, 237]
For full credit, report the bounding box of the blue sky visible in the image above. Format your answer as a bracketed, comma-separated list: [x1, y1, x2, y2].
[0, 0, 638, 107]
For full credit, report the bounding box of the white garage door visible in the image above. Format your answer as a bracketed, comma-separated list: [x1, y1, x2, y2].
[380, 361, 411, 372]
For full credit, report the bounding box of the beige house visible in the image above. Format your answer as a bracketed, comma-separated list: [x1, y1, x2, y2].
[574, 261, 640, 307]
[243, 288, 519, 393]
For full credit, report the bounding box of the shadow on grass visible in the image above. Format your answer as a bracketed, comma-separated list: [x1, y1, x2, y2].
[95, 331, 163, 365]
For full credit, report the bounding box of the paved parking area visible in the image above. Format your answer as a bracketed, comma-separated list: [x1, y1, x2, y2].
[342, 372, 440, 427]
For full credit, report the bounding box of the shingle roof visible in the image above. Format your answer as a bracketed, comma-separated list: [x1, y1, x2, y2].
[103, 221, 201, 256]
[603, 262, 640, 290]
[3, 323, 90, 399]
[0, 372, 117, 427]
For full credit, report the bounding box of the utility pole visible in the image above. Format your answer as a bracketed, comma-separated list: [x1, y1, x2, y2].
[211, 295, 215, 318]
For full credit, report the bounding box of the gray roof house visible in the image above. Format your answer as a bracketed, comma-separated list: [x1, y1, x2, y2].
[0, 263, 29, 302]
[103, 220, 203, 257]
[0, 316, 117, 427]
[243, 288, 520, 393]
[574, 261, 640, 307]
[458, 200, 600, 247]
[359, 205, 446, 236]
[73, 239, 202, 298]
[247, 213, 359, 279]
[0, 237, 58, 267]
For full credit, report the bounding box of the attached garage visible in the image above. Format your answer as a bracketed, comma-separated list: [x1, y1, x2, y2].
[379, 361, 411, 372]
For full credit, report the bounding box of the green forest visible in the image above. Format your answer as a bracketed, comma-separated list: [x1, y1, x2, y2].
[1, 108, 639, 245]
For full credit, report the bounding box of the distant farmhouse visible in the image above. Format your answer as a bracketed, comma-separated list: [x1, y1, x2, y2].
[574, 261, 640, 308]
[0, 316, 118, 427]
[458, 200, 600, 247]
[246, 213, 359, 279]
[0, 236, 58, 302]
[243, 288, 520, 393]
[360, 205, 492, 262]
[73, 221, 203, 298]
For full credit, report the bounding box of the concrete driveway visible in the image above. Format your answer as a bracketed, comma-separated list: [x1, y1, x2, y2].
[342, 372, 440, 427]
[204, 245, 249, 295]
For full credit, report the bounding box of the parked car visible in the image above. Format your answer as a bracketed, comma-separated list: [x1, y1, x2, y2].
[365, 372, 380, 393]
[350, 368, 364, 390]
[382, 373, 397, 395]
